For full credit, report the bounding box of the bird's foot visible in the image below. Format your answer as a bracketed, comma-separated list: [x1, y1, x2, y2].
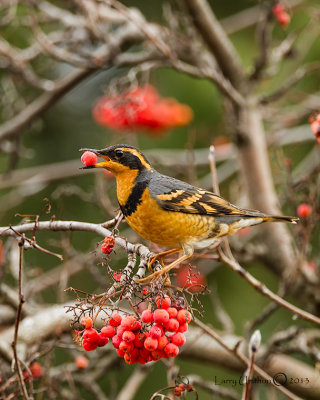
[136, 252, 190, 284]
[147, 248, 180, 272]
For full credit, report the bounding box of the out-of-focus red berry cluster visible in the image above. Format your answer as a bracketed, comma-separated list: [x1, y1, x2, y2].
[101, 236, 115, 255]
[78, 295, 192, 364]
[175, 264, 206, 293]
[93, 85, 193, 134]
[309, 113, 320, 144]
[272, 3, 290, 27]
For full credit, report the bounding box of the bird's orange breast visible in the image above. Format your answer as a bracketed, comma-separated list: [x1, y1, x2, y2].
[125, 188, 216, 249]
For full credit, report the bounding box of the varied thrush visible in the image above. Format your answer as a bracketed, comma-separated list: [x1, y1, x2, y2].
[81, 144, 298, 281]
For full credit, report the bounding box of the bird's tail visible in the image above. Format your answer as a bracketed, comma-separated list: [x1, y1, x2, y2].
[264, 215, 299, 224]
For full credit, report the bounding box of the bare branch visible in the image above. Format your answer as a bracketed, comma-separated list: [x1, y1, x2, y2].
[183, 0, 245, 91]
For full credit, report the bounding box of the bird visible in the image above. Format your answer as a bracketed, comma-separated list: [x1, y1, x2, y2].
[80, 144, 298, 282]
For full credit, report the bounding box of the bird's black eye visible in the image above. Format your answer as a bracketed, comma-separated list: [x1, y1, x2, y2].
[115, 150, 124, 158]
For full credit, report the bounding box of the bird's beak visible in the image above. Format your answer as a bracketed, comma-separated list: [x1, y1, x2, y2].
[79, 148, 111, 169]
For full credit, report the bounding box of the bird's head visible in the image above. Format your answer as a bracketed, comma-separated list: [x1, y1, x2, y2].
[80, 144, 152, 176]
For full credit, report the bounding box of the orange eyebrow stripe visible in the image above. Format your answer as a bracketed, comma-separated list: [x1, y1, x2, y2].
[119, 148, 151, 170]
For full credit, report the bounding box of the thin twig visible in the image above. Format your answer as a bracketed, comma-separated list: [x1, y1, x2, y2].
[260, 62, 320, 104]
[11, 236, 31, 400]
[217, 247, 320, 326]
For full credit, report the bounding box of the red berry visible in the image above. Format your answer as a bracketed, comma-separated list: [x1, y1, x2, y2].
[176, 265, 206, 293]
[144, 336, 158, 351]
[119, 340, 134, 353]
[178, 323, 188, 333]
[297, 203, 312, 218]
[151, 349, 165, 360]
[101, 243, 112, 254]
[177, 309, 192, 324]
[100, 325, 116, 338]
[104, 236, 115, 247]
[142, 287, 150, 295]
[141, 309, 154, 323]
[153, 309, 169, 324]
[117, 326, 125, 338]
[185, 384, 195, 392]
[112, 335, 122, 349]
[158, 335, 169, 350]
[113, 272, 122, 282]
[121, 315, 136, 330]
[29, 362, 42, 378]
[154, 324, 165, 336]
[311, 120, 320, 137]
[164, 318, 179, 332]
[75, 355, 88, 369]
[277, 11, 290, 27]
[109, 313, 122, 327]
[174, 387, 183, 397]
[81, 151, 97, 167]
[171, 332, 186, 346]
[82, 339, 98, 351]
[164, 343, 179, 357]
[83, 328, 99, 343]
[272, 4, 285, 16]
[167, 307, 178, 318]
[80, 316, 93, 329]
[156, 295, 171, 309]
[131, 320, 142, 331]
[97, 333, 108, 347]
[124, 353, 134, 364]
[116, 348, 125, 358]
[150, 325, 163, 339]
[123, 330, 135, 342]
[134, 332, 145, 348]
[140, 348, 152, 361]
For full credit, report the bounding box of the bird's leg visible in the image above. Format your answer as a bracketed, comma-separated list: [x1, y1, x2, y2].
[137, 245, 193, 284]
[148, 248, 180, 271]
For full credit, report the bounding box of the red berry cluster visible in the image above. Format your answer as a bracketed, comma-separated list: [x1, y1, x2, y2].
[309, 113, 320, 144]
[81, 151, 98, 167]
[101, 236, 115, 254]
[93, 85, 193, 134]
[174, 383, 195, 397]
[79, 296, 192, 364]
[272, 3, 290, 27]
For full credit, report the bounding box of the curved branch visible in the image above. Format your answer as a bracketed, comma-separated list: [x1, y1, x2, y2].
[0, 68, 93, 142]
[0, 219, 152, 260]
